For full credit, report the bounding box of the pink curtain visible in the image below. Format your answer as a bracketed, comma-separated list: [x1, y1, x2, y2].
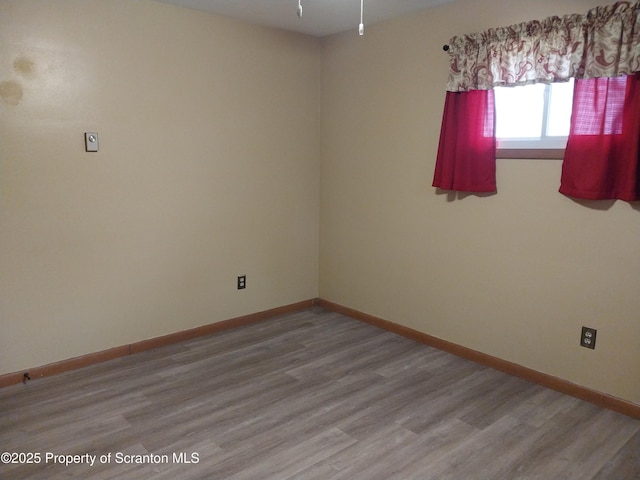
[560, 73, 640, 201]
[432, 90, 497, 193]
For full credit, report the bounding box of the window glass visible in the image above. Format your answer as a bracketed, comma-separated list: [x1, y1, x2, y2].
[546, 80, 574, 136]
[495, 83, 546, 138]
[494, 79, 574, 150]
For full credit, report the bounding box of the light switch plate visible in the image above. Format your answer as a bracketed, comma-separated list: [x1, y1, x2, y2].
[85, 132, 99, 152]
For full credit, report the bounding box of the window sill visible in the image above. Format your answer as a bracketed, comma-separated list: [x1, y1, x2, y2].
[496, 149, 565, 159]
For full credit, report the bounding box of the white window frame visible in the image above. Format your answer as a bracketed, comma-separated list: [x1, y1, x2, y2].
[495, 80, 574, 159]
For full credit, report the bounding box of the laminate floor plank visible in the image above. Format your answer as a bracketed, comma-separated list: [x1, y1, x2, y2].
[1, 307, 638, 479]
[543, 408, 640, 480]
[593, 428, 640, 479]
[284, 422, 420, 480]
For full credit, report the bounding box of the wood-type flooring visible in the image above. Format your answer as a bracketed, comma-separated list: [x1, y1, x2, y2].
[1, 307, 639, 479]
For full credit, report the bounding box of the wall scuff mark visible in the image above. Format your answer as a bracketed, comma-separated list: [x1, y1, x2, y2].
[0, 80, 23, 105]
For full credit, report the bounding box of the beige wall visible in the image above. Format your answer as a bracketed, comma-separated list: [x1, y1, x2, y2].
[0, 0, 320, 374]
[319, 0, 640, 405]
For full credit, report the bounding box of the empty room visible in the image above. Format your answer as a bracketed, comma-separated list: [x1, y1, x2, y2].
[1, 0, 639, 478]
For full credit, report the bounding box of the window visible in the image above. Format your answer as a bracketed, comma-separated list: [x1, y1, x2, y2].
[494, 79, 574, 158]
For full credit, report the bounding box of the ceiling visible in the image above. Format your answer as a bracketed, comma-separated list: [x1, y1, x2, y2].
[155, 0, 457, 37]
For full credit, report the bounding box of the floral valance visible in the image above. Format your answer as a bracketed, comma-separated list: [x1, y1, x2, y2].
[446, 1, 640, 91]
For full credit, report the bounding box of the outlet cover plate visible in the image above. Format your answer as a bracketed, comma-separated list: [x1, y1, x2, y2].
[580, 326, 597, 349]
[85, 132, 99, 152]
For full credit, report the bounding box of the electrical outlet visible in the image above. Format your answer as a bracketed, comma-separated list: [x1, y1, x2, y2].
[237, 275, 246, 290]
[580, 326, 597, 349]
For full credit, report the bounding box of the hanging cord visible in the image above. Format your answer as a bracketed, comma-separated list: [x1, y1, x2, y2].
[296, 0, 365, 36]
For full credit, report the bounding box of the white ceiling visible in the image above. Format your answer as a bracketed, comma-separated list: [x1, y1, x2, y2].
[156, 0, 457, 37]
